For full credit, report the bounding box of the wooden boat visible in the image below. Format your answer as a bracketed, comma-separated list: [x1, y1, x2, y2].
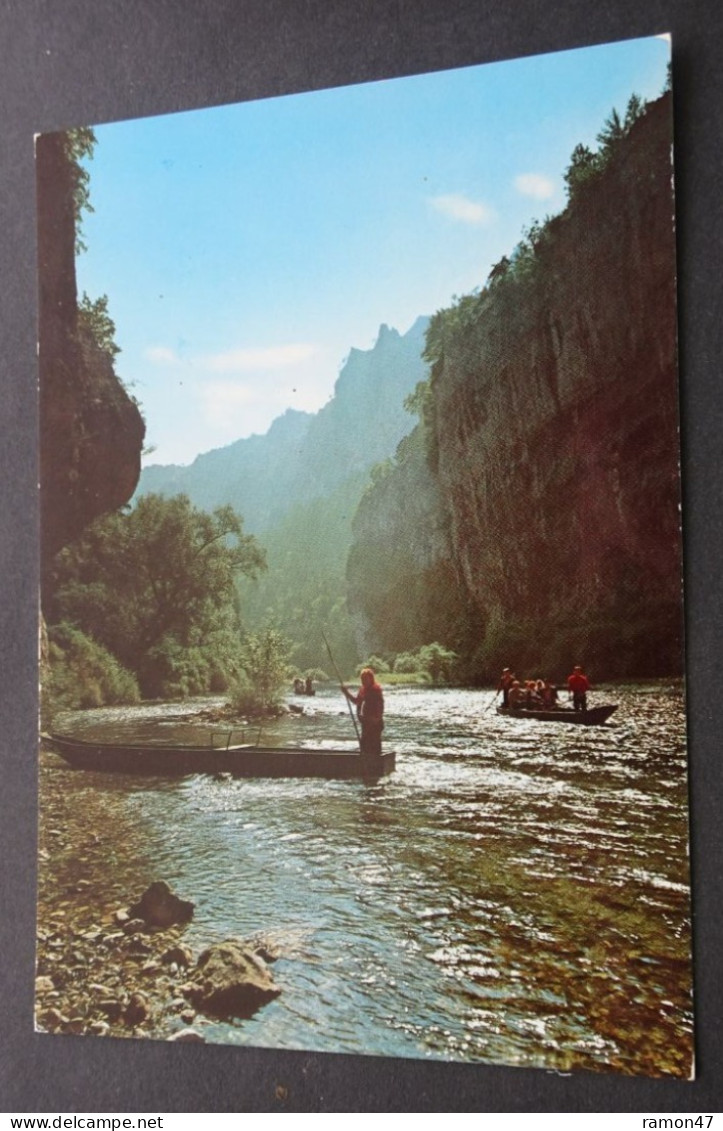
[497, 704, 617, 726]
[42, 732, 395, 780]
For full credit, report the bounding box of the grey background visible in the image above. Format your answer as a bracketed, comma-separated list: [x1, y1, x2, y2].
[1, 0, 720, 1113]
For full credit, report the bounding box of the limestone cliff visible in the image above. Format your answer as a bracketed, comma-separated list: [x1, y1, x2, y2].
[347, 425, 481, 659]
[37, 131, 145, 582]
[348, 93, 682, 678]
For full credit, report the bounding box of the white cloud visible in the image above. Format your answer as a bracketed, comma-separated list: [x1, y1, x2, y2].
[199, 380, 257, 428]
[201, 343, 318, 373]
[143, 341, 319, 374]
[197, 355, 331, 438]
[429, 193, 495, 226]
[513, 173, 556, 200]
[145, 345, 178, 364]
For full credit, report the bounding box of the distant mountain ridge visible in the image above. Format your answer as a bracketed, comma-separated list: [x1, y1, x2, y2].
[138, 407, 314, 532]
[137, 316, 430, 533]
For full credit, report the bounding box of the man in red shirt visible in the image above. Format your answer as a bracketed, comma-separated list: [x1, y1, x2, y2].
[567, 665, 590, 711]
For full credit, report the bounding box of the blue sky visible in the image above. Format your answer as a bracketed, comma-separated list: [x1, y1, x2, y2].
[74, 34, 671, 466]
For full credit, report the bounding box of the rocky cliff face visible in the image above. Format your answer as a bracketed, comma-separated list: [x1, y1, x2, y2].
[348, 94, 682, 677]
[37, 131, 145, 581]
[296, 317, 430, 500]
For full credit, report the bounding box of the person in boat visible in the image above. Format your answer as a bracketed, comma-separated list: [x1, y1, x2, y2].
[304, 676, 313, 695]
[541, 680, 559, 708]
[525, 680, 543, 708]
[507, 680, 525, 711]
[497, 667, 515, 708]
[342, 667, 384, 756]
[567, 665, 590, 711]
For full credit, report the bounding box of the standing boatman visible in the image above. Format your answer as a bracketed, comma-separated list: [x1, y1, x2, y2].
[567, 665, 590, 711]
[342, 667, 385, 756]
[497, 667, 515, 708]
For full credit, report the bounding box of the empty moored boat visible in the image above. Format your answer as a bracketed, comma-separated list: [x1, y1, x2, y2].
[42, 732, 395, 780]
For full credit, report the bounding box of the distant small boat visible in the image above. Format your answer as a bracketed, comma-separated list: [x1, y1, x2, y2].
[292, 680, 316, 696]
[42, 732, 395, 780]
[497, 704, 617, 727]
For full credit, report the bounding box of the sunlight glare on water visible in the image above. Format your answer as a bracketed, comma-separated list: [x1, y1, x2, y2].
[48, 682, 692, 1076]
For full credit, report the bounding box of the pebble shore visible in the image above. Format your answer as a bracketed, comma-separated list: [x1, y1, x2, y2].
[36, 754, 208, 1042]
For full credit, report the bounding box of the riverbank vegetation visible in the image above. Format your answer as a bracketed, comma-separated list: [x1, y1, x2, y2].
[42, 493, 271, 717]
[356, 642, 460, 684]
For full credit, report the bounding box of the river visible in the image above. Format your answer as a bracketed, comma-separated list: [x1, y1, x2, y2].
[42, 682, 693, 1077]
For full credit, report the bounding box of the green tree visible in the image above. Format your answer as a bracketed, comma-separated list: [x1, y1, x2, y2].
[417, 642, 458, 683]
[623, 93, 645, 130]
[596, 95, 645, 156]
[563, 143, 600, 200]
[358, 654, 391, 674]
[486, 255, 511, 287]
[230, 626, 291, 715]
[64, 126, 96, 254]
[50, 494, 266, 695]
[78, 292, 120, 358]
[596, 106, 625, 151]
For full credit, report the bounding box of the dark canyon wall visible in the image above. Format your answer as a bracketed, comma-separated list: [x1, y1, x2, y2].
[347, 424, 482, 661]
[37, 131, 145, 585]
[348, 94, 683, 678]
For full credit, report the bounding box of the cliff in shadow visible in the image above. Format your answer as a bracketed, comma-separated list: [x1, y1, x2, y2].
[347, 424, 483, 661]
[37, 131, 145, 587]
[348, 93, 682, 679]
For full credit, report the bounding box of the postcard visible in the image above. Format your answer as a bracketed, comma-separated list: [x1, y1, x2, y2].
[36, 33, 692, 1078]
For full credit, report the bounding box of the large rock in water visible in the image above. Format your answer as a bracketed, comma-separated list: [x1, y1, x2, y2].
[187, 940, 281, 1018]
[128, 881, 194, 929]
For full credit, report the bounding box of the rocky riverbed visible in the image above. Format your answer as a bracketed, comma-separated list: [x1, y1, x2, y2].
[36, 754, 280, 1042]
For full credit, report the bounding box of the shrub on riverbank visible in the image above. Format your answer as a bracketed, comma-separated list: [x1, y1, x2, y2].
[392, 642, 459, 684]
[228, 627, 291, 716]
[43, 622, 140, 720]
[378, 671, 432, 686]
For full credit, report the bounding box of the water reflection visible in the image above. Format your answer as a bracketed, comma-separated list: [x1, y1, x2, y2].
[44, 682, 692, 1075]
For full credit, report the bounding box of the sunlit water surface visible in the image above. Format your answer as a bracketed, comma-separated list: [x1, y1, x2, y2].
[47, 683, 693, 1076]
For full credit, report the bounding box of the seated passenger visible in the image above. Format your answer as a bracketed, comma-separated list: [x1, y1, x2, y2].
[542, 680, 559, 708]
[508, 681, 525, 711]
[525, 680, 542, 708]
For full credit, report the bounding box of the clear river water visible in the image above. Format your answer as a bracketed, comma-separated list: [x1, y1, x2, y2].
[45, 682, 693, 1077]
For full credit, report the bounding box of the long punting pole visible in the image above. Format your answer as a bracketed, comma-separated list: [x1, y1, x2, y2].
[484, 689, 500, 713]
[321, 629, 362, 748]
